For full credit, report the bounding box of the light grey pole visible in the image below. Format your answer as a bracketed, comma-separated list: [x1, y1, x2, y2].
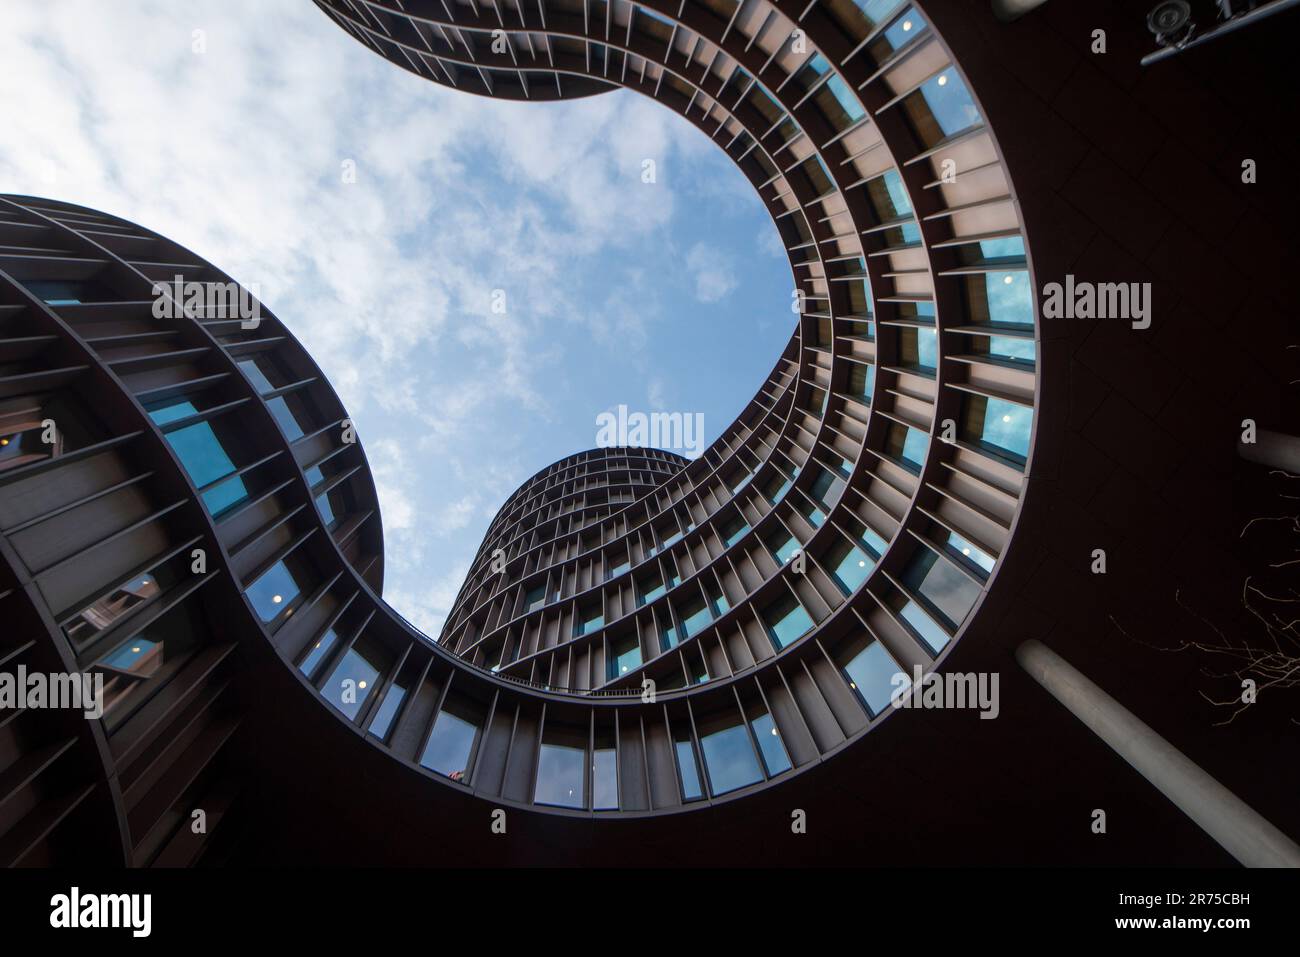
[992, 0, 1050, 22]
[1238, 428, 1300, 475]
[1016, 639, 1300, 867]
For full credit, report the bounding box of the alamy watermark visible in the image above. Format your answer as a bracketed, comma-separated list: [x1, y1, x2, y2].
[889, 665, 1000, 719]
[1041, 274, 1151, 330]
[151, 273, 262, 329]
[595, 404, 705, 459]
[0, 667, 104, 719]
[50, 887, 151, 937]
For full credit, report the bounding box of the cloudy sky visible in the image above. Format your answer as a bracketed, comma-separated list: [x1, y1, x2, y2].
[0, 0, 793, 635]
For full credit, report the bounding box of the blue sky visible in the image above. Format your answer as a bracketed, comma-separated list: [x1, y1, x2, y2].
[0, 0, 793, 635]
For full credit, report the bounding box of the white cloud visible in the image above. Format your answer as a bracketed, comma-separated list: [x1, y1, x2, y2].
[0, 0, 779, 638]
[686, 241, 738, 303]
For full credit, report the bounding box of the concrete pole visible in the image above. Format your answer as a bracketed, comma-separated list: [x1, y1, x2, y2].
[992, 0, 1050, 22]
[1238, 428, 1300, 475]
[1016, 639, 1300, 867]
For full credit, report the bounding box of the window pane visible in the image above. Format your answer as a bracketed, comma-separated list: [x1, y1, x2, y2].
[315, 492, 336, 527]
[843, 640, 902, 716]
[946, 530, 995, 576]
[967, 270, 1033, 327]
[298, 626, 338, 678]
[904, 67, 980, 147]
[700, 724, 763, 795]
[535, 743, 586, 808]
[751, 712, 792, 776]
[420, 711, 478, 781]
[902, 548, 979, 634]
[368, 679, 408, 741]
[679, 597, 712, 638]
[574, 604, 604, 637]
[608, 635, 641, 680]
[593, 748, 619, 809]
[236, 357, 276, 393]
[165, 419, 248, 514]
[720, 516, 749, 547]
[830, 542, 872, 594]
[977, 396, 1032, 462]
[675, 740, 704, 801]
[901, 600, 950, 654]
[323, 638, 385, 720]
[762, 596, 815, 650]
[766, 530, 799, 566]
[266, 395, 305, 442]
[246, 559, 302, 622]
[637, 573, 665, 606]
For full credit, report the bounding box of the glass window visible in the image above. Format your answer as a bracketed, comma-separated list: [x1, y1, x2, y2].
[764, 470, 793, 504]
[945, 530, 995, 576]
[368, 678, 408, 741]
[902, 67, 981, 148]
[977, 236, 1026, 261]
[298, 626, 339, 678]
[968, 270, 1034, 327]
[751, 712, 792, 776]
[97, 635, 161, 675]
[593, 748, 619, 810]
[323, 637, 385, 720]
[700, 723, 763, 795]
[523, 584, 547, 613]
[315, 492, 337, 527]
[866, 168, 913, 221]
[637, 573, 666, 606]
[678, 595, 712, 639]
[765, 529, 799, 566]
[720, 515, 749, 547]
[658, 616, 678, 653]
[917, 327, 937, 370]
[22, 278, 114, 305]
[842, 640, 902, 716]
[605, 551, 630, 580]
[246, 558, 303, 623]
[795, 496, 825, 529]
[856, 523, 889, 560]
[161, 415, 249, 517]
[809, 466, 845, 509]
[535, 742, 586, 809]
[827, 540, 873, 594]
[762, 595, 815, 650]
[902, 547, 979, 635]
[987, 334, 1036, 365]
[886, 424, 929, 473]
[266, 395, 305, 442]
[420, 710, 479, 782]
[675, 739, 704, 801]
[64, 571, 163, 648]
[236, 357, 277, 394]
[900, 599, 950, 655]
[574, 603, 604, 637]
[966, 395, 1032, 464]
[608, 634, 641, 680]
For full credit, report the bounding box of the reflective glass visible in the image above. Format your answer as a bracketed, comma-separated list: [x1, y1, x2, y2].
[700, 724, 763, 795]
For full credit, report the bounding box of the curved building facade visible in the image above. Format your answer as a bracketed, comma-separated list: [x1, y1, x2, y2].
[0, 0, 1044, 866]
[16, 0, 1293, 870]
